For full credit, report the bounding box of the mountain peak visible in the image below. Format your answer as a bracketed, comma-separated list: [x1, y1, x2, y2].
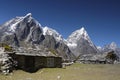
[103, 42, 118, 51]
[77, 27, 87, 36]
[23, 13, 33, 23]
[67, 27, 89, 43]
[80, 27, 85, 31]
[25, 13, 32, 17]
[67, 27, 98, 57]
[110, 42, 117, 46]
[1, 13, 41, 33]
[109, 42, 117, 49]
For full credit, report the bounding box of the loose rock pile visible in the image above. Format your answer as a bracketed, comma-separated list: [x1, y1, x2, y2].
[0, 52, 14, 75]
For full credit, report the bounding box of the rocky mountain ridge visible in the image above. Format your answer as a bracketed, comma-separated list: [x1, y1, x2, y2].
[0, 13, 120, 60]
[0, 13, 74, 60]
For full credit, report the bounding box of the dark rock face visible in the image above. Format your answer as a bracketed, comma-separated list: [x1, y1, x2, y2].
[40, 35, 56, 49]
[0, 34, 18, 47]
[0, 14, 43, 46]
[77, 38, 98, 55]
[40, 35, 75, 60]
[55, 42, 74, 60]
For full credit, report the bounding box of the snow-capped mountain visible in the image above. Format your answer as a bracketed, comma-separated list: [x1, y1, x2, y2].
[103, 42, 118, 50]
[67, 27, 98, 57]
[67, 27, 94, 47]
[0, 13, 75, 60]
[0, 13, 43, 46]
[0, 13, 41, 34]
[43, 26, 63, 42]
[102, 42, 120, 57]
[2, 13, 120, 60]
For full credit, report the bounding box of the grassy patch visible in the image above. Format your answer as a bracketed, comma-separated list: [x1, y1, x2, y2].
[0, 63, 120, 80]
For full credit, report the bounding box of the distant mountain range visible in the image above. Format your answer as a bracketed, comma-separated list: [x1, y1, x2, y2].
[0, 13, 120, 60]
[100, 42, 120, 57]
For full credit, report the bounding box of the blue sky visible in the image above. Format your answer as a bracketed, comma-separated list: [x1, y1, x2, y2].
[0, 0, 120, 47]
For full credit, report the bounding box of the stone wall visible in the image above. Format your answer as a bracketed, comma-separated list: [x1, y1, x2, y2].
[9, 54, 62, 72]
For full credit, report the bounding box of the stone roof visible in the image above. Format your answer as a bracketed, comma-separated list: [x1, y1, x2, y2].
[15, 48, 58, 57]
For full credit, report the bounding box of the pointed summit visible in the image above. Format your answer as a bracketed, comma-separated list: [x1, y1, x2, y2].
[80, 27, 85, 31]
[26, 13, 32, 16]
[110, 42, 117, 46]
[109, 42, 118, 50]
[78, 27, 88, 38]
[67, 27, 89, 43]
[102, 42, 118, 51]
[0, 13, 41, 33]
[24, 13, 32, 18]
[67, 27, 98, 57]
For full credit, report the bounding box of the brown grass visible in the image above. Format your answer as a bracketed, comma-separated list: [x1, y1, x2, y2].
[0, 63, 120, 80]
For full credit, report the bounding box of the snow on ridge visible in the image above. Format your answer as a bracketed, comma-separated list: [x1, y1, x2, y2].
[104, 42, 118, 50]
[67, 27, 97, 50]
[4, 13, 42, 33]
[43, 26, 59, 35]
[71, 27, 89, 40]
[69, 27, 88, 39]
[67, 27, 90, 43]
[24, 13, 41, 26]
[9, 17, 24, 32]
[110, 42, 117, 49]
[24, 13, 41, 27]
[67, 43, 77, 47]
[43, 26, 63, 41]
[25, 13, 32, 17]
[97, 46, 102, 51]
[7, 13, 32, 32]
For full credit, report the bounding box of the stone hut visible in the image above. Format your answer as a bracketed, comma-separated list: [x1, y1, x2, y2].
[8, 49, 62, 72]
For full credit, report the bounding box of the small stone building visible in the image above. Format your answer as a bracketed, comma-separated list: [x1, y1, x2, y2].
[8, 50, 62, 72]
